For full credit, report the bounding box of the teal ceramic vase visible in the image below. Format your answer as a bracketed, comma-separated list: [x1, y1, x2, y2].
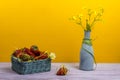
[80, 30, 94, 71]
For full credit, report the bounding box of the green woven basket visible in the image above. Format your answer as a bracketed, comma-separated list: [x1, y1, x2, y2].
[11, 56, 51, 74]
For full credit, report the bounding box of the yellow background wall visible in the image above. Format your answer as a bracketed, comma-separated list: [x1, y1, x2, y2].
[0, 0, 120, 62]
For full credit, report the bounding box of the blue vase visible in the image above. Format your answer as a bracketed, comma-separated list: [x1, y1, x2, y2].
[80, 31, 94, 71]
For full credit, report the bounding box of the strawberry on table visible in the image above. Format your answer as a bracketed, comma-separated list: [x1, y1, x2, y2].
[56, 65, 68, 76]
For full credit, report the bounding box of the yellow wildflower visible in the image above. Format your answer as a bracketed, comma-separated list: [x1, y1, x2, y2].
[49, 52, 56, 60]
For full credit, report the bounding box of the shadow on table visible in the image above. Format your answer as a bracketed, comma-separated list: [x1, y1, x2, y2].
[72, 63, 79, 70]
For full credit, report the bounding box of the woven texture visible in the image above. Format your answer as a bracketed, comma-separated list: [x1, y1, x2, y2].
[11, 56, 51, 74]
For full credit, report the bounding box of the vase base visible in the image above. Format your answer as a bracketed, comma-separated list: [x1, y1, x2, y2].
[79, 68, 94, 71]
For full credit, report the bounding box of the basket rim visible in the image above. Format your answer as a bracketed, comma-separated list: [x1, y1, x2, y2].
[11, 55, 51, 63]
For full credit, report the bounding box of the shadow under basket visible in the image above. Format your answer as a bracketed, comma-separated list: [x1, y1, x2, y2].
[11, 56, 51, 74]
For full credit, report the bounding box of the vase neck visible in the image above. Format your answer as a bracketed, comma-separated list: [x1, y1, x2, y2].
[84, 31, 91, 39]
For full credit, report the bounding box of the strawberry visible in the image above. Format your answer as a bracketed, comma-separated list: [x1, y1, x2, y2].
[30, 45, 40, 56]
[39, 54, 48, 59]
[35, 51, 48, 60]
[56, 65, 68, 76]
[39, 51, 48, 59]
[22, 47, 35, 57]
[13, 49, 22, 58]
[56, 68, 63, 75]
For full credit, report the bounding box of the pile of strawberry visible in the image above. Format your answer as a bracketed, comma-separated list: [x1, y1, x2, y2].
[12, 45, 49, 62]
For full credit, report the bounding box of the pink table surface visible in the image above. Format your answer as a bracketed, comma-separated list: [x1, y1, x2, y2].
[0, 63, 120, 80]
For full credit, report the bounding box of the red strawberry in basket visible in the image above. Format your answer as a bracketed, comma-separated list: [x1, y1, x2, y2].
[35, 51, 48, 60]
[23, 47, 35, 57]
[39, 54, 48, 59]
[30, 45, 40, 56]
[13, 49, 22, 58]
[40, 51, 48, 59]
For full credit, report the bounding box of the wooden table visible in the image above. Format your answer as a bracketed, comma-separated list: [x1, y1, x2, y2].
[0, 63, 120, 80]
